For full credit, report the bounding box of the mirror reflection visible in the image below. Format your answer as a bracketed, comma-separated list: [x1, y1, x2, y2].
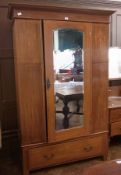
[53, 28, 84, 130]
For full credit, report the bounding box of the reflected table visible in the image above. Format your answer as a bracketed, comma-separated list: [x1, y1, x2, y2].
[56, 87, 83, 129]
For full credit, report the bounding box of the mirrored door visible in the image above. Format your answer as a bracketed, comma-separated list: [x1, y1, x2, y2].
[44, 20, 92, 142]
[54, 28, 84, 130]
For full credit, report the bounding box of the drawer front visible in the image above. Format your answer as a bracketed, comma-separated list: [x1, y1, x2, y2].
[110, 108, 121, 122]
[29, 135, 105, 170]
[111, 121, 121, 137]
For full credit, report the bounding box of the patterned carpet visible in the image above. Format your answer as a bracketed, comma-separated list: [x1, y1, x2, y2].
[1, 136, 121, 175]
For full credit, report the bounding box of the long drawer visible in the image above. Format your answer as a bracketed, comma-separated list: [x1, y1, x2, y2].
[111, 120, 121, 137]
[110, 108, 121, 122]
[29, 134, 106, 170]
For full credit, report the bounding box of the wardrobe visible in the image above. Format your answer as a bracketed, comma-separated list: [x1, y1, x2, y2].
[9, 3, 113, 175]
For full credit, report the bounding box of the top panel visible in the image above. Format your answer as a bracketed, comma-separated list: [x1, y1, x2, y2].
[8, 3, 114, 23]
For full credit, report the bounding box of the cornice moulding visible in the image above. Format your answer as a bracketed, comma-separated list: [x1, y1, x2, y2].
[1, 0, 121, 9]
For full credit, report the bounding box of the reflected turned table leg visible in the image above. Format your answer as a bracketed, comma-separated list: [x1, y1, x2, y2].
[56, 91, 83, 129]
[76, 99, 80, 112]
[63, 99, 69, 129]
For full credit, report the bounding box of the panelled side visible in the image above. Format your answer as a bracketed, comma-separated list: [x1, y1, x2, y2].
[13, 19, 46, 145]
[91, 23, 109, 133]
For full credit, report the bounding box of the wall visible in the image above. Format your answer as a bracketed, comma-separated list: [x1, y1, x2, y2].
[0, 4, 18, 158]
[111, 9, 121, 47]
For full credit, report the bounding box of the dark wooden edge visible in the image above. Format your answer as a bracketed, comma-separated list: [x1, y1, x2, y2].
[8, 3, 115, 19]
[109, 79, 121, 86]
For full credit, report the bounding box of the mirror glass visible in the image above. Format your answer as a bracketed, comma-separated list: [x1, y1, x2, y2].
[53, 28, 84, 130]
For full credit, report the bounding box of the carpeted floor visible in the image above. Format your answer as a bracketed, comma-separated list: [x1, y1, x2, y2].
[0, 136, 121, 175]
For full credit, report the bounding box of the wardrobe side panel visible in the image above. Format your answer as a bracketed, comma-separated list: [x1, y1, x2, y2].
[92, 63, 108, 132]
[91, 23, 109, 132]
[92, 23, 109, 63]
[13, 19, 46, 145]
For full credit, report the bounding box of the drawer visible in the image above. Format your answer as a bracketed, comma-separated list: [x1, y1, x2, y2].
[111, 121, 121, 137]
[29, 135, 105, 170]
[110, 108, 121, 122]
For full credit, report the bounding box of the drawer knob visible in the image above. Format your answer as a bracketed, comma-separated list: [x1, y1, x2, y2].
[43, 153, 54, 160]
[84, 145, 93, 152]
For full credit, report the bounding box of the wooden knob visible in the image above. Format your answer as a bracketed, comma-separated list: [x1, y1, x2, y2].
[84, 145, 93, 152]
[43, 153, 54, 160]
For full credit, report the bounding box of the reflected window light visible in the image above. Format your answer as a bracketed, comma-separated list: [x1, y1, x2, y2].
[116, 160, 121, 164]
[109, 47, 121, 79]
